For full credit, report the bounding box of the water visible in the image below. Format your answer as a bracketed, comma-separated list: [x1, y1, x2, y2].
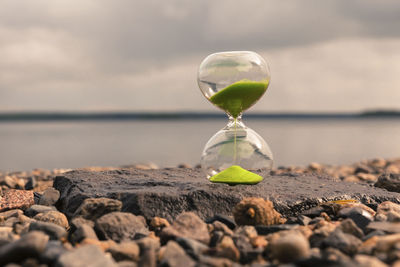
[1, 118, 400, 171]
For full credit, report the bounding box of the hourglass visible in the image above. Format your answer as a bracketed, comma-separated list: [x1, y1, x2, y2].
[198, 51, 273, 184]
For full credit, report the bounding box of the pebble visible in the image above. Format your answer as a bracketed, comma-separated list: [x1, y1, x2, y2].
[338, 207, 374, 231]
[159, 240, 195, 267]
[107, 241, 140, 262]
[354, 254, 388, 267]
[38, 188, 60, 206]
[206, 214, 237, 230]
[34, 211, 69, 228]
[375, 173, 400, 192]
[377, 201, 400, 217]
[338, 218, 364, 239]
[255, 224, 298, 235]
[25, 205, 57, 217]
[175, 237, 208, 260]
[24, 176, 37, 190]
[70, 224, 98, 244]
[0, 189, 34, 212]
[0, 231, 48, 266]
[367, 221, 400, 233]
[211, 235, 240, 262]
[270, 231, 310, 263]
[29, 221, 67, 240]
[0, 229, 18, 247]
[40, 240, 66, 265]
[74, 198, 122, 221]
[95, 212, 149, 242]
[211, 221, 234, 236]
[322, 228, 362, 256]
[55, 244, 117, 267]
[160, 212, 210, 245]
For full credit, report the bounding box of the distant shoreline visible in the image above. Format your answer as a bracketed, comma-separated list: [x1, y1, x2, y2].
[0, 110, 400, 121]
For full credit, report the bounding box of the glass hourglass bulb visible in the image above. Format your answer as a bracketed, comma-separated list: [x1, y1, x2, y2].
[198, 51, 273, 184]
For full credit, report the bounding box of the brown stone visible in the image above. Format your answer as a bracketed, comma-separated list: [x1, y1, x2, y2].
[0, 190, 34, 212]
[34, 211, 69, 228]
[233, 197, 286, 226]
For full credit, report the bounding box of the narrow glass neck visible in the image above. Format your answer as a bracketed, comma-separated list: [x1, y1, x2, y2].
[226, 115, 245, 129]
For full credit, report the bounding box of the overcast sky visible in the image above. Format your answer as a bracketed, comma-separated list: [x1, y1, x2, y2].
[1, 0, 400, 112]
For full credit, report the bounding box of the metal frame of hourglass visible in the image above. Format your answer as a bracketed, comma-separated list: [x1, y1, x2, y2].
[197, 51, 273, 185]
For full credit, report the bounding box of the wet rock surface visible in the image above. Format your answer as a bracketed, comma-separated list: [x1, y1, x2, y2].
[54, 168, 400, 221]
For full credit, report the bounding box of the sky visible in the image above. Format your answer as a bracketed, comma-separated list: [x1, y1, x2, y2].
[1, 0, 400, 112]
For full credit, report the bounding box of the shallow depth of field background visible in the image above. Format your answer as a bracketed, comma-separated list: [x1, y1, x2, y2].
[1, 1, 400, 170]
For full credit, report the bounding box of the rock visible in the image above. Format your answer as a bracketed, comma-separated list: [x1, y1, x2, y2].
[338, 207, 374, 231]
[210, 221, 233, 236]
[198, 255, 234, 267]
[70, 224, 98, 244]
[362, 230, 386, 241]
[233, 197, 286, 226]
[322, 228, 362, 256]
[338, 219, 364, 239]
[95, 212, 149, 242]
[255, 224, 298, 235]
[25, 176, 37, 190]
[375, 233, 400, 252]
[70, 216, 95, 230]
[208, 235, 240, 262]
[117, 261, 137, 267]
[55, 244, 117, 267]
[270, 231, 310, 263]
[159, 240, 195, 267]
[29, 221, 67, 240]
[175, 237, 208, 260]
[1, 176, 18, 188]
[0, 229, 18, 247]
[320, 247, 356, 266]
[38, 188, 60, 206]
[107, 241, 140, 262]
[0, 189, 34, 212]
[74, 198, 122, 221]
[25, 205, 57, 217]
[149, 217, 170, 233]
[367, 221, 400, 233]
[34, 211, 68, 228]
[53, 169, 400, 221]
[375, 173, 400, 192]
[296, 215, 312, 226]
[40, 240, 66, 265]
[136, 237, 159, 267]
[206, 214, 237, 230]
[0, 231, 48, 265]
[209, 231, 224, 248]
[160, 212, 210, 245]
[377, 201, 400, 217]
[354, 255, 388, 267]
[0, 209, 23, 219]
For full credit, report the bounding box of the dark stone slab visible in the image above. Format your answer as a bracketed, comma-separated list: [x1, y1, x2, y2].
[53, 169, 400, 221]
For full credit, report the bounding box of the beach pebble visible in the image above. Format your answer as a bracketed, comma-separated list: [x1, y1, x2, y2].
[34, 211, 68, 228]
[38, 188, 60, 206]
[270, 231, 310, 263]
[24, 176, 37, 190]
[354, 254, 388, 267]
[70, 224, 98, 244]
[255, 224, 298, 235]
[29, 221, 67, 240]
[339, 207, 374, 231]
[0, 231, 49, 266]
[175, 237, 208, 260]
[233, 197, 286, 226]
[0, 230, 18, 247]
[206, 214, 237, 230]
[40, 240, 66, 265]
[211, 235, 240, 262]
[95, 212, 149, 242]
[338, 218, 364, 239]
[367, 221, 400, 233]
[136, 237, 159, 267]
[160, 212, 210, 245]
[377, 201, 400, 216]
[107, 241, 140, 262]
[0, 189, 34, 212]
[159, 240, 195, 267]
[56, 244, 117, 267]
[74, 198, 122, 221]
[25, 205, 57, 217]
[322, 228, 362, 256]
[375, 173, 400, 192]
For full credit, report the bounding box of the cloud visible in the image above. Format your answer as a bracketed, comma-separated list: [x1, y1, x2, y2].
[0, 1, 399, 111]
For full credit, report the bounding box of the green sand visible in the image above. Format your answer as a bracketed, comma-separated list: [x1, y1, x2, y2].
[210, 79, 269, 118]
[209, 165, 263, 185]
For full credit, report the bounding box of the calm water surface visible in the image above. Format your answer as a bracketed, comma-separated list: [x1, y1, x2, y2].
[1, 118, 400, 171]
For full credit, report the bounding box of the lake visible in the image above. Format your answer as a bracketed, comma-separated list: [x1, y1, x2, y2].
[1, 118, 400, 171]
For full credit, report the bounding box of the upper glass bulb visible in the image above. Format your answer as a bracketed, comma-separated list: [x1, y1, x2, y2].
[198, 51, 270, 118]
